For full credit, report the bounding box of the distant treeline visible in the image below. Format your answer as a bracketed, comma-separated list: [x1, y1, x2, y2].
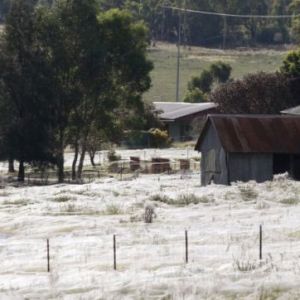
[1, 0, 300, 46]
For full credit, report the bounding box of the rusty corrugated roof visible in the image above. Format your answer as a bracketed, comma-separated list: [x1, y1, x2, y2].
[195, 115, 300, 153]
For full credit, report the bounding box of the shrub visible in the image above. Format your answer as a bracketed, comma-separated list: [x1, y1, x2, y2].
[148, 128, 171, 148]
[107, 150, 121, 162]
[105, 204, 122, 215]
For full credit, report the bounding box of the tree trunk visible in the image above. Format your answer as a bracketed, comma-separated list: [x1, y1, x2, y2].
[77, 144, 87, 180]
[8, 157, 15, 173]
[18, 160, 25, 182]
[89, 150, 96, 167]
[72, 141, 79, 180]
[57, 130, 64, 183]
[57, 154, 64, 183]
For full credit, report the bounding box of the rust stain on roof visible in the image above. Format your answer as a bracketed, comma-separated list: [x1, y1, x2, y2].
[196, 115, 300, 153]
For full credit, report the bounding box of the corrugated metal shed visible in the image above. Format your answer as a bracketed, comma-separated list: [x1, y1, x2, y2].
[153, 102, 217, 121]
[281, 105, 300, 116]
[195, 115, 300, 153]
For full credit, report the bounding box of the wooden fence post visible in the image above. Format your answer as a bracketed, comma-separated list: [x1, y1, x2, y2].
[120, 164, 123, 181]
[47, 238, 50, 272]
[113, 235, 117, 270]
[185, 230, 188, 264]
[259, 225, 262, 260]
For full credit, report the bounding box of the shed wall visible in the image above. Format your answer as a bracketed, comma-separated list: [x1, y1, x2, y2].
[169, 119, 203, 141]
[199, 124, 228, 185]
[228, 153, 273, 183]
[168, 123, 180, 141]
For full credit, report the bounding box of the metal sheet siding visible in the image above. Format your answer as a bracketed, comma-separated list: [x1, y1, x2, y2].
[228, 153, 273, 183]
[198, 122, 222, 151]
[200, 124, 228, 185]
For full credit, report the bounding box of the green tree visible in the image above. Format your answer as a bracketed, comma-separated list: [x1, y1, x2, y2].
[191, 70, 214, 94]
[281, 49, 300, 76]
[209, 72, 296, 114]
[289, 0, 300, 42]
[0, 0, 153, 182]
[73, 9, 152, 179]
[35, 0, 109, 182]
[0, 0, 55, 182]
[184, 88, 207, 103]
[281, 49, 300, 106]
[209, 61, 232, 83]
[184, 61, 231, 103]
[36, 3, 152, 181]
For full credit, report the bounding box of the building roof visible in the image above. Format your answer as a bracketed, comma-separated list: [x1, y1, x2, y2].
[281, 105, 300, 116]
[195, 114, 300, 154]
[153, 102, 217, 121]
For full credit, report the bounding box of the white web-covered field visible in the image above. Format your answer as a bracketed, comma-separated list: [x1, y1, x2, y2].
[1, 149, 300, 299]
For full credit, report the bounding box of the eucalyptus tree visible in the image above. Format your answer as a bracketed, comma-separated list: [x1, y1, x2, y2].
[0, 0, 55, 182]
[72, 9, 153, 179]
[36, 1, 152, 181]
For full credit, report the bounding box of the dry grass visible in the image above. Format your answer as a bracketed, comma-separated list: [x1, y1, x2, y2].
[150, 193, 212, 206]
[51, 195, 74, 203]
[233, 258, 258, 272]
[3, 199, 30, 206]
[239, 186, 258, 201]
[280, 198, 299, 205]
[105, 204, 122, 215]
[145, 42, 286, 103]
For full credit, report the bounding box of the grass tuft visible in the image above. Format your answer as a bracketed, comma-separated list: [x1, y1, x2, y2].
[52, 195, 73, 203]
[239, 186, 258, 201]
[60, 203, 77, 213]
[150, 194, 172, 204]
[105, 204, 122, 215]
[233, 258, 258, 272]
[3, 199, 29, 206]
[150, 193, 212, 206]
[280, 198, 299, 205]
[176, 194, 210, 206]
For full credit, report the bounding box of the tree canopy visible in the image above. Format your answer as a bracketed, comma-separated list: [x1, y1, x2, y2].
[184, 61, 232, 103]
[0, 0, 299, 47]
[0, 0, 153, 182]
[209, 72, 297, 114]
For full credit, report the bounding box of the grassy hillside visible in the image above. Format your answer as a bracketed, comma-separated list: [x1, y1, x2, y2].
[144, 42, 288, 103]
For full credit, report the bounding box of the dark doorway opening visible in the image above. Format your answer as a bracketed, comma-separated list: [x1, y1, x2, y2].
[292, 155, 300, 180]
[273, 154, 290, 175]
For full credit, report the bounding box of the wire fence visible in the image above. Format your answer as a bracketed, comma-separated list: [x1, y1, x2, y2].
[4, 157, 200, 185]
[0, 148, 200, 185]
[2, 225, 297, 276]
